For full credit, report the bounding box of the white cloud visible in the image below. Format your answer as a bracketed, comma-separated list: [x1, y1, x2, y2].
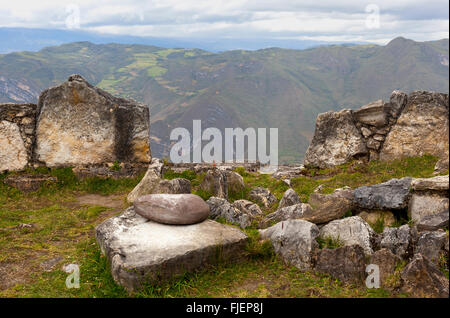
[0, 0, 448, 43]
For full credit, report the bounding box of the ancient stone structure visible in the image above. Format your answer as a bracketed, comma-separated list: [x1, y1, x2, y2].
[0, 103, 37, 172]
[35, 75, 151, 168]
[304, 90, 449, 168]
[96, 207, 248, 291]
[0, 75, 151, 176]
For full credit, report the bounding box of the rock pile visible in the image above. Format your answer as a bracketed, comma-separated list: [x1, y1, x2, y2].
[0, 103, 36, 172]
[305, 90, 449, 169]
[1, 75, 151, 177]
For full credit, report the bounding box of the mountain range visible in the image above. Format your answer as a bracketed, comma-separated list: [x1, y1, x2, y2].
[0, 37, 448, 163]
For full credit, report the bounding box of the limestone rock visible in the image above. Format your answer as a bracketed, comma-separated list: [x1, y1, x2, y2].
[134, 194, 210, 225]
[36, 75, 151, 167]
[400, 253, 449, 298]
[157, 178, 191, 195]
[319, 216, 378, 255]
[357, 210, 396, 228]
[225, 171, 245, 194]
[3, 175, 57, 193]
[380, 91, 449, 163]
[206, 197, 235, 220]
[127, 163, 191, 203]
[232, 200, 263, 222]
[259, 220, 319, 270]
[408, 193, 449, 222]
[369, 248, 402, 289]
[434, 158, 449, 174]
[380, 225, 413, 259]
[0, 120, 28, 172]
[411, 175, 449, 191]
[302, 188, 354, 224]
[206, 197, 262, 228]
[200, 169, 228, 199]
[304, 109, 368, 168]
[354, 177, 412, 210]
[353, 100, 388, 127]
[279, 189, 301, 209]
[96, 207, 248, 291]
[263, 203, 313, 226]
[414, 230, 447, 265]
[314, 245, 366, 285]
[416, 210, 449, 232]
[388, 90, 408, 118]
[248, 187, 277, 208]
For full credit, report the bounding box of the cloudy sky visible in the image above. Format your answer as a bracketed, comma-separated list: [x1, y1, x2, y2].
[0, 0, 448, 44]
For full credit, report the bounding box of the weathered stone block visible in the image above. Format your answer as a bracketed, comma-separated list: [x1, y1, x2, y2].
[35, 75, 150, 167]
[96, 207, 248, 292]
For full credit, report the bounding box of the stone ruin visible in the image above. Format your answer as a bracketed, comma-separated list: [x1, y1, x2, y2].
[304, 90, 449, 171]
[0, 75, 151, 176]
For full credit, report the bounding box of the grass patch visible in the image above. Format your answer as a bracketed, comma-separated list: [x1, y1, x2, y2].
[316, 236, 344, 249]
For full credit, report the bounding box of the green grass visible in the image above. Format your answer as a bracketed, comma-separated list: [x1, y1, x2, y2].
[292, 155, 440, 201]
[2, 155, 439, 298]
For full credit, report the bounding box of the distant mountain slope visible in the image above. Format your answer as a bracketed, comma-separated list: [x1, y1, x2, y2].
[0, 37, 448, 163]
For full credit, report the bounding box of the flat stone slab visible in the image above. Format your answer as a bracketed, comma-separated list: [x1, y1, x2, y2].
[411, 175, 449, 191]
[134, 193, 209, 225]
[96, 207, 248, 292]
[3, 174, 57, 192]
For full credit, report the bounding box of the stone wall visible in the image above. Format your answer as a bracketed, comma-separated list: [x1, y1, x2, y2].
[304, 90, 449, 169]
[0, 75, 151, 176]
[0, 103, 37, 172]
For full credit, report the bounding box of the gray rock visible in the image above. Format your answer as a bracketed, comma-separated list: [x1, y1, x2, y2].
[3, 174, 57, 193]
[408, 193, 449, 222]
[314, 245, 366, 285]
[401, 253, 449, 298]
[134, 194, 210, 225]
[96, 207, 248, 291]
[127, 166, 191, 203]
[354, 177, 412, 210]
[388, 90, 408, 118]
[200, 169, 228, 199]
[380, 225, 413, 259]
[263, 203, 313, 226]
[259, 219, 319, 270]
[206, 197, 262, 228]
[357, 210, 396, 228]
[206, 197, 234, 220]
[249, 187, 277, 208]
[369, 248, 402, 289]
[380, 91, 449, 164]
[319, 216, 378, 255]
[35, 75, 151, 167]
[353, 99, 388, 127]
[434, 158, 449, 175]
[0, 120, 28, 172]
[411, 175, 449, 191]
[279, 189, 301, 209]
[225, 171, 245, 194]
[417, 210, 449, 232]
[158, 178, 191, 194]
[304, 109, 368, 168]
[302, 188, 354, 224]
[414, 230, 447, 265]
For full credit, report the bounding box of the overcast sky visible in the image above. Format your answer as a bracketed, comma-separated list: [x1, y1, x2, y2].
[0, 0, 448, 44]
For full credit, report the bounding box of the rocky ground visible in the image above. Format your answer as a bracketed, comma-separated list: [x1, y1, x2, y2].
[0, 154, 447, 297]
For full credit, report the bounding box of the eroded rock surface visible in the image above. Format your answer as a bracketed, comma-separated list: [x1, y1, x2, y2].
[304, 109, 368, 168]
[96, 207, 248, 291]
[259, 220, 319, 270]
[36, 75, 150, 167]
